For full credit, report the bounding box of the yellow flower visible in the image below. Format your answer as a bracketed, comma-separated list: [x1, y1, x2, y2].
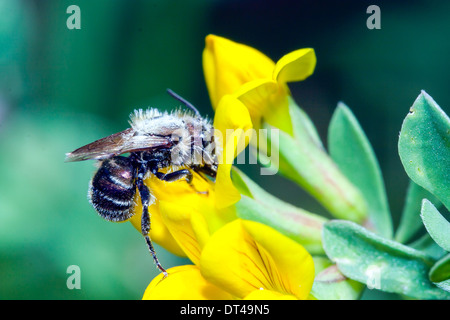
[129, 95, 252, 257]
[143, 219, 315, 300]
[142, 265, 233, 300]
[203, 34, 316, 134]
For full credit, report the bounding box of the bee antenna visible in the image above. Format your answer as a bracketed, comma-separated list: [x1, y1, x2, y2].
[166, 89, 201, 117]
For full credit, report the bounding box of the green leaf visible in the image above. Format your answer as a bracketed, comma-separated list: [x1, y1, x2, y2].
[395, 180, 441, 243]
[430, 254, 450, 292]
[261, 99, 368, 222]
[232, 167, 327, 255]
[323, 220, 450, 299]
[328, 102, 392, 239]
[430, 254, 450, 282]
[421, 199, 450, 252]
[398, 90, 450, 210]
[311, 257, 364, 300]
[435, 280, 450, 293]
[408, 233, 447, 261]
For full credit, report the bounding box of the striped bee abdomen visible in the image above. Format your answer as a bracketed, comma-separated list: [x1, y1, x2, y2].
[88, 156, 136, 222]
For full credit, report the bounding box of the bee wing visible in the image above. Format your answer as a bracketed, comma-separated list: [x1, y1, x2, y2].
[65, 128, 172, 162]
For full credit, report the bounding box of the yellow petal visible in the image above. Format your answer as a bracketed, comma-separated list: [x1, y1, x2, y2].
[202, 39, 218, 108]
[203, 34, 275, 109]
[242, 219, 315, 299]
[233, 79, 293, 134]
[200, 220, 257, 298]
[200, 219, 314, 299]
[158, 201, 205, 265]
[243, 289, 297, 300]
[214, 95, 253, 140]
[233, 79, 278, 129]
[273, 48, 316, 84]
[262, 91, 293, 135]
[143, 265, 234, 300]
[215, 163, 240, 209]
[213, 95, 253, 209]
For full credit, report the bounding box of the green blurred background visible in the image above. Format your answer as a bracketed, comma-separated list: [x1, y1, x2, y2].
[0, 0, 449, 299]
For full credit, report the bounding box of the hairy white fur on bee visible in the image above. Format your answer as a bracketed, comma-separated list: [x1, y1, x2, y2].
[128, 107, 217, 167]
[129, 108, 170, 134]
[129, 108, 208, 133]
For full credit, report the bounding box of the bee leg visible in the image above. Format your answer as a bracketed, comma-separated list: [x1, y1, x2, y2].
[153, 169, 190, 182]
[136, 172, 168, 278]
[153, 169, 208, 195]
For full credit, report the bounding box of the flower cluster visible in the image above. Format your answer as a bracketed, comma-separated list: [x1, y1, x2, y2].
[127, 35, 450, 301]
[132, 35, 319, 300]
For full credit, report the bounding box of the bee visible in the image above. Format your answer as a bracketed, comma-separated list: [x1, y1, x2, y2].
[65, 90, 218, 276]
